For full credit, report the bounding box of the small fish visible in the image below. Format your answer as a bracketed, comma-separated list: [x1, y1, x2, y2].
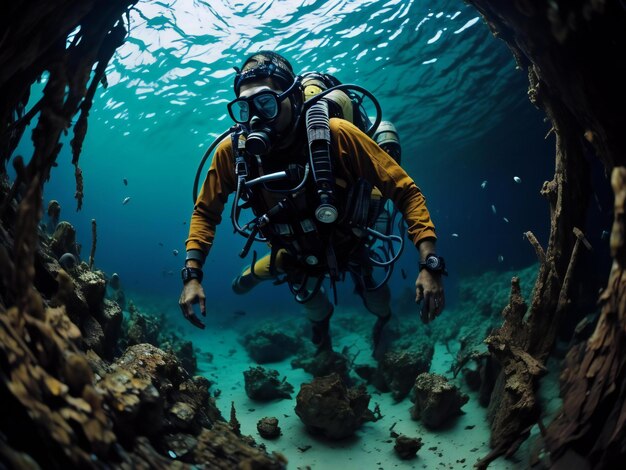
[158, 242, 164, 247]
[172, 249, 179, 256]
[123, 178, 128, 186]
[400, 268, 407, 280]
[451, 233, 459, 238]
[122, 196, 131, 205]
[182, 221, 187, 225]
[162, 270, 174, 276]
[481, 180, 487, 189]
[601, 230, 609, 240]
[503, 217, 509, 223]
[513, 176, 522, 183]
[168, 450, 177, 459]
[233, 310, 246, 317]
[491, 204, 497, 214]
[498, 255, 504, 263]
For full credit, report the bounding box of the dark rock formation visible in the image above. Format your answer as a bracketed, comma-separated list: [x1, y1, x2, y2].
[394, 435, 423, 460]
[291, 348, 351, 382]
[257, 417, 281, 439]
[125, 301, 161, 346]
[242, 327, 300, 363]
[410, 373, 468, 429]
[46, 199, 61, 234]
[376, 346, 434, 401]
[461, 2, 626, 467]
[121, 302, 198, 375]
[0, 2, 286, 466]
[243, 366, 294, 401]
[100, 344, 219, 445]
[295, 373, 375, 439]
[185, 422, 287, 468]
[49, 221, 80, 258]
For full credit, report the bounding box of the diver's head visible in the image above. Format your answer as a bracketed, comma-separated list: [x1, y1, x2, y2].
[228, 52, 302, 155]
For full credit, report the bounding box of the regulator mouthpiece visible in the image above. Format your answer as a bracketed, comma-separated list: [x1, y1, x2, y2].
[245, 130, 272, 155]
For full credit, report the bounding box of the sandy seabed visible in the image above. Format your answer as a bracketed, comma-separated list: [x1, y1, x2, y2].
[185, 307, 530, 470]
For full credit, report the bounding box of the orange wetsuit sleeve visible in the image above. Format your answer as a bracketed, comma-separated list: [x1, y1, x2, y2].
[329, 118, 437, 247]
[185, 137, 236, 256]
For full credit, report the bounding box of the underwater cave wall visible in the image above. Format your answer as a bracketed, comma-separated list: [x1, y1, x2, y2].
[465, 0, 626, 467]
[0, 3, 289, 468]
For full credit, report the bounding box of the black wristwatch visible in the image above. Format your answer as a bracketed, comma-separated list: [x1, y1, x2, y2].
[419, 254, 448, 276]
[181, 266, 203, 284]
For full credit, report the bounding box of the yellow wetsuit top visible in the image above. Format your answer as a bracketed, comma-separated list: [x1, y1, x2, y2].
[186, 118, 436, 258]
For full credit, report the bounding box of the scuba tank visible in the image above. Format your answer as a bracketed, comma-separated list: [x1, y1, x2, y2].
[373, 120, 401, 164]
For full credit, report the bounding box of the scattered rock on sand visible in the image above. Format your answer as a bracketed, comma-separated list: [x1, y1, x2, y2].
[257, 417, 281, 439]
[242, 327, 300, 363]
[410, 373, 469, 429]
[244, 366, 294, 401]
[394, 434, 423, 459]
[295, 373, 376, 439]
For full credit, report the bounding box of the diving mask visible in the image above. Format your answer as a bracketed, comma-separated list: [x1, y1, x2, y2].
[228, 89, 286, 123]
[227, 77, 300, 124]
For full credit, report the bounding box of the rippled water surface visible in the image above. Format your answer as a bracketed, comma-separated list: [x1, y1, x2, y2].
[21, 0, 554, 301]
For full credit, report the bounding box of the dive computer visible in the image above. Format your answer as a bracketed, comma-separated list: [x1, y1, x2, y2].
[419, 254, 448, 275]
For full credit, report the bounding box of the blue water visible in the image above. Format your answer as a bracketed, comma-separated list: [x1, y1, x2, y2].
[17, 0, 556, 316]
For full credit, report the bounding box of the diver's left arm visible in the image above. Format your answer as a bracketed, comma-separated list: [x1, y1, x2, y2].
[330, 119, 445, 322]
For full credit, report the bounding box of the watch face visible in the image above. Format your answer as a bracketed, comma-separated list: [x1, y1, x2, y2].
[426, 256, 440, 270]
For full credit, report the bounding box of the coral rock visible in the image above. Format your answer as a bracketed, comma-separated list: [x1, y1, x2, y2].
[190, 422, 287, 468]
[49, 221, 79, 258]
[257, 417, 281, 439]
[169, 401, 196, 429]
[410, 373, 469, 429]
[99, 299, 123, 359]
[295, 373, 374, 439]
[378, 346, 434, 401]
[394, 434, 423, 459]
[82, 313, 105, 355]
[242, 328, 300, 363]
[244, 366, 294, 401]
[125, 304, 160, 346]
[76, 268, 106, 308]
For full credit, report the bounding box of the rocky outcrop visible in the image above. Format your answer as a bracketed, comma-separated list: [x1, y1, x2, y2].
[99, 344, 220, 446]
[394, 435, 423, 460]
[295, 373, 376, 439]
[49, 221, 80, 258]
[121, 302, 198, 375]
[410, 373, 469, 429]
[257, 417, 281, 439]
[461, 2, 626, 467]
[242, 327, 301, 363]
[291, 347, 351, 382]
[243, 366, 294, 401]
[377, 346, 434, 401]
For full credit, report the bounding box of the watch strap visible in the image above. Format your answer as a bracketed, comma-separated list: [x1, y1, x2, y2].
[419, 254, 448, 276]
[181, 266, 204, 284]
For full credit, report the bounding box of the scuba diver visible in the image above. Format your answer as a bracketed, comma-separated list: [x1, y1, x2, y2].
[179, 51, 446, 356]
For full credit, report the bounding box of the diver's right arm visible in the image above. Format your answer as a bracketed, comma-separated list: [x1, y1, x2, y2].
[179, 138, 236, 329]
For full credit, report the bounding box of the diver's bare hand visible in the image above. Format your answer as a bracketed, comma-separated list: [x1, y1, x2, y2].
[415, 269, 445, 324]
[179, 279, 206, 329]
